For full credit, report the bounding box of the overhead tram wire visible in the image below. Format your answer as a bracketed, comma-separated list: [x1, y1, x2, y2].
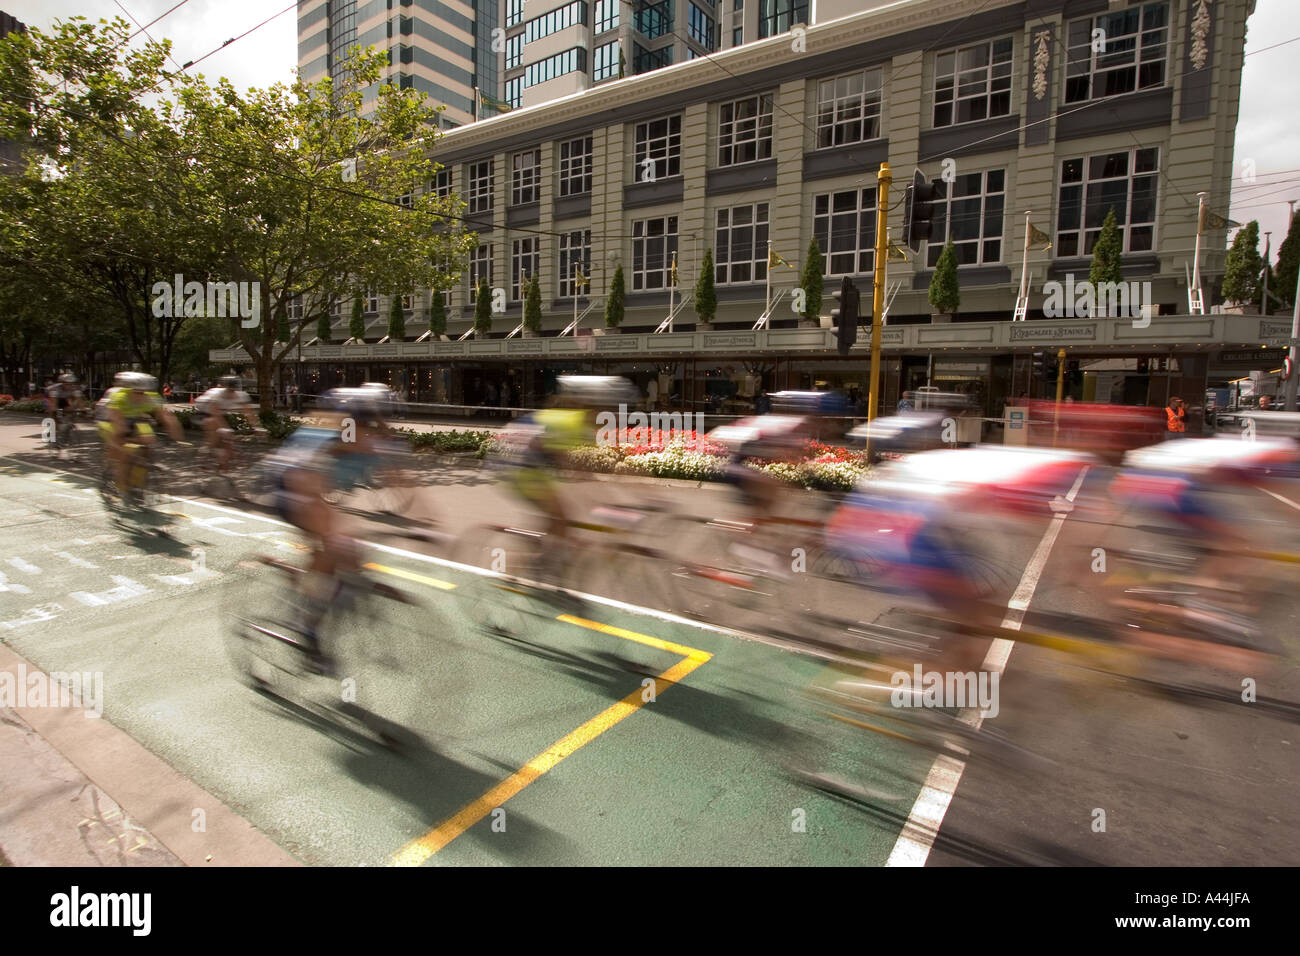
[180, 1, 297, 72]
[112, 0, 186, 74]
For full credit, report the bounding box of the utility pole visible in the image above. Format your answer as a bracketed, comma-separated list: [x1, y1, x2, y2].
[869, 162, 892, 422]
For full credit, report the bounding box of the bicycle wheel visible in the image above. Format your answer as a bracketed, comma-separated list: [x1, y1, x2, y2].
[662, 516, 792, 633]
[452, 524, 553, 638]
[222, 557, 308, 692]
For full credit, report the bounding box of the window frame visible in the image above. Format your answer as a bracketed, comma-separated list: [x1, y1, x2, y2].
[925, 168, 1007, 268]
[631, 215, 680, 291]
[717, 93, 774, 167]
[812, 187, 878, 277]
[469, 243, 494, 302]
[468, 159, 494, 215]
[558, 135, 593, 197]
[634, 115, 683, 181]
[932, 36, 1014, 128]
[1064, 1, 1170, 104]
[558, 229, 593, 297]
[714, 202, 770, 285]
[512, 148, 541, 206]
[511, 237, 540, 302]
[1055, 147, 1160, 257]
[816, 68, 883, 149]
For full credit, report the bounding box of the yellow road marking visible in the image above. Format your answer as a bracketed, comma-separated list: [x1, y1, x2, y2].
[390, 615, 711, 866]
[364, 562, 456, 591]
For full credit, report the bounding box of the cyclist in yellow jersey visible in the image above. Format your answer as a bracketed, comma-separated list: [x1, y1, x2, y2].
[500, 376, 638, 542]
[100, 371, 185, 494]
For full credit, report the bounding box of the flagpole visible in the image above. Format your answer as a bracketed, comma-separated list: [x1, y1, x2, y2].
[1191, 191, 1207, 313]
[669, 251, 676, 333]
[766, 240, 772, 319]
[1017, 211, 1031, 320]
[473, 85, 478, 122]
[1262, 232, 1271, 313]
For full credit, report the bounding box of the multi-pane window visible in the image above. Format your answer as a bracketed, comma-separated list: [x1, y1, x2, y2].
[636, 1, 672, 39]
[732, 26, 742, 46]
[506, 33, 524, 69]
[715, 203, 770, 284]
[1065, 2, 1169, 103]
[288, 295, 303, 321]
[512, 148, 541, 205]
[933, 37, 1012, 127]
[505, 77, 523, 108]
[523, 48, 586, 88]
[1056, 148, 1159, 256]
[926, 169, 1006, 267]
[633, 43, 672, 73]
[398, 189, 413, 209]
[468, 160, 493, 215]
[634, 115, 682, 181]
[431, 169, 452, 198]
[469, 243, 493, 301]
[327, 0, 357, 77]
[559, 136, 593, 196]
[511, 238, 540, 301]
[595, 0, 619, 33]
[401, 295, 414, 310]
[523, 1, 587, 42]
[816, 68, 883, 149]
[758, 0, 807, 38]
[594, 41, 619, 81]
[506, 0, 525, 28]
[717, 94, 773, 166]
[632, 216, 679, 290]
[688, 4, 714, 49]
[559, 230, 592, 297]
[813, 188, 878, 275]
[366, 292, 379, 313]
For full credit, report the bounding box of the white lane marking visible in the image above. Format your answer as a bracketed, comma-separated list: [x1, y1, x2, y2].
[7, 557, 40, 574]
[0, 571, 32, 595]
[1, 603, 61, 630]
[886, 466, 1090, 868]
[54, 551, 99, 570]
[1258, 485, 1300, 512]
[69, 576, 151, 607]
[153, 569, 220, 586]
[3, 456, 819, 645]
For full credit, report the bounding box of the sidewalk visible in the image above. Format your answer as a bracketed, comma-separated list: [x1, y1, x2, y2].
[0, 644, 297, 867]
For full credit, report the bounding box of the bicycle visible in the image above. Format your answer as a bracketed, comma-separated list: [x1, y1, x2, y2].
[223, 553, 425, 749]
[46, 407, 83, 457]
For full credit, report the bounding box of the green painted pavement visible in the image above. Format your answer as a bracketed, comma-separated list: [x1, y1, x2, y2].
[0, 459, 930, 865]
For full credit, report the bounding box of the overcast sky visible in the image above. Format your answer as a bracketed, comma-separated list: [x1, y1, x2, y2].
[8, 0, 1299, 262]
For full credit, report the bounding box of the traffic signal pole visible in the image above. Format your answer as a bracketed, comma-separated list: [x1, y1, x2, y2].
[869, 162, 892, 423]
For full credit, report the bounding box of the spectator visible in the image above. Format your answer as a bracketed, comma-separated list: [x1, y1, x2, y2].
[1258, 394, 1273, 410]
[647, 377, 659, 411]
[290, 383, 301, 412]
[1165, 396, 1186, 439]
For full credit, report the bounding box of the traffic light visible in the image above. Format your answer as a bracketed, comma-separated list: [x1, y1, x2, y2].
[901, 168, 937, 254]
[832, 275, 859, 356]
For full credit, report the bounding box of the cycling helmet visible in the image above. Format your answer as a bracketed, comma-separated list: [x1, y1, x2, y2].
[324, 387, 386, 423]
[219, 375, 241, 389]
[116, 371, 157, 392]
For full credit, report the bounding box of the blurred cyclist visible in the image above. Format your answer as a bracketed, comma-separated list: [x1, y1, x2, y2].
[195, 375, 258, 473]
[45, 372, 85, 422]
[98, 372, 185, 495]
[498, 376, 638, 543]
[267, 387, 388, 673]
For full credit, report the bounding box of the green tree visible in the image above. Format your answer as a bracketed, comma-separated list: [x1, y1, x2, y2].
[387, 294, 406, 339]
[1221, 220, 1262, 305]
[800, 238, 823, 323]
[428, 291, 447, 336]
[349, 296, 366, 341]
[1272, 212, 1300, 308]
[171, 47, 474, 408]
[928, 241, 961, 315]
[474, 278, 493, 334]
[316, 311, 332, 343]
[694, 251, 716, 325]
[1088, 209, 1124, 287]
[523, 272, 543, 333]
[605, 265, 626, 329]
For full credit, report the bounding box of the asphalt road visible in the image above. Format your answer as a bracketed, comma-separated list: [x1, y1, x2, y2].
[1, 414, 1297, 866]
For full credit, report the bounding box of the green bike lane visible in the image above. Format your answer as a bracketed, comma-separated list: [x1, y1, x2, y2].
[0, 457, 934, 866]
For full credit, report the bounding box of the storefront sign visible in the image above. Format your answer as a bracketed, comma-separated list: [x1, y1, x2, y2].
[1008, 324, 1097, 342]
[702, 333, 758, 350]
